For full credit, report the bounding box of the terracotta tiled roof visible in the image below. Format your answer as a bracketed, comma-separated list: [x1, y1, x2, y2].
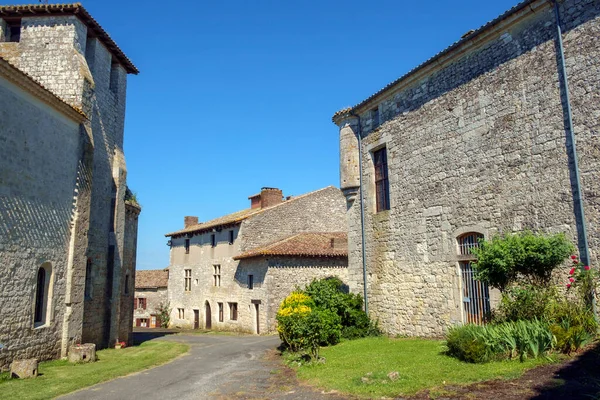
[165, 186, 335, 237]
[234, 232, 347, 260]
[0, 3, 138, 74]
[135, 269, 168, 289]
[332, 0, 543, 123]
[0, 55, 86, 121]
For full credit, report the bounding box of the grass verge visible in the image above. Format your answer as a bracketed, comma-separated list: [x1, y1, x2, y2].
[0, 340, 189, 400]
[293, 336, 559, 398]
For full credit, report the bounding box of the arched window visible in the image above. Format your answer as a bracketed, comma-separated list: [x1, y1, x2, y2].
[457, 232, 490, 325]
[34, 263, 52, 326]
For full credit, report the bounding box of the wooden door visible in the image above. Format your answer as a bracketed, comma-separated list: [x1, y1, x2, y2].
[205, 302, 212, 329]
[194, 309, 200, 329]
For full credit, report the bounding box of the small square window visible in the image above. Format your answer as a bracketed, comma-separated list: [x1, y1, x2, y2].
[7, 21, 21, 43]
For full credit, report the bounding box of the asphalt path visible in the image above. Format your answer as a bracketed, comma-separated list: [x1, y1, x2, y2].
[60, 333, 283, 400]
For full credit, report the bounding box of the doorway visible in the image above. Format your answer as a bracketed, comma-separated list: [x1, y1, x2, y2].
[251, 300, 261, 334]
[193, 309, 199, 329]
[205, 301, 212, 329]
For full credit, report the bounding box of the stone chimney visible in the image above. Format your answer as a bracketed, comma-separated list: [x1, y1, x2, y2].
[184, 216, 198, 228]
[249, 194, 261, 209]
[260, 187, 283, 208]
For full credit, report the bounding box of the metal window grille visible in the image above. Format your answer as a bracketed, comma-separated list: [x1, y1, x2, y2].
[374, 148, 390, 212]
[458, 232, 483, 255]
[460, 262, 491, 324]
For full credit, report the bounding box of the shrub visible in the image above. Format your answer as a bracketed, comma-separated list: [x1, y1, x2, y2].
[276, 292, 315, 352]
[472, 231, 574, 291]
[304, 277, 380, 339]
[493, 285, 555, 323]
[548, 299, 597, 354]
[445, 320, 555, 363]
[156, 301, 172, 328]
[446, 324, 490, 363]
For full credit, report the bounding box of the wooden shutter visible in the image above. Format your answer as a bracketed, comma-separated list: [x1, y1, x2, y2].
[136, 318, 141, 327]
[133, 298, 138, 309]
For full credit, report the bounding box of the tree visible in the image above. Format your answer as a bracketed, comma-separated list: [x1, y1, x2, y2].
[156, 301, 172, 328]
[471, 231, 575, 291]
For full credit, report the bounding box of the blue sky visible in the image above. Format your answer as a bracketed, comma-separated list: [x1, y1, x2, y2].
[15, 0, 520, 269]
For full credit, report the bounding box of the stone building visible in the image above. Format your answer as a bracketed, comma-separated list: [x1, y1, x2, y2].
[166, 186, 347, 333]
[133, 270, 169, 328]
[0, 3, 140, 370]
[333, 0, 600, 337]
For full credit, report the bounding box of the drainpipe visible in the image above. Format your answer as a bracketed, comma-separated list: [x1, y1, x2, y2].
[350, 112, 368, 316]
[552, 0, 597, 321]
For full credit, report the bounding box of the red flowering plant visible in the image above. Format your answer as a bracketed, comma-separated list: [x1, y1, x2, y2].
[566, 255, 598, 309]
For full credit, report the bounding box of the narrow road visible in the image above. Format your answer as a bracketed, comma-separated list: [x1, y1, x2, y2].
[60, 332, 345, 400]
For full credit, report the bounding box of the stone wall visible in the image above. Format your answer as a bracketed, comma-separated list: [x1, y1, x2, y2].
[337, 0, 600, 337]
[0, 10, 136, 363]
[133, 287, 168, 327]
[0, 73, 86, 370]
[118, 202, 140, 342]
[167, 187, 348, 333]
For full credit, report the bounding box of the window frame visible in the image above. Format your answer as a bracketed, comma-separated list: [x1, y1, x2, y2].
[213, 265, 221, 287]
[184, 269, 192, 292]
[373, 147, 390, 212]
[218, 302, 224, 322]
[228, 302, 238, 321]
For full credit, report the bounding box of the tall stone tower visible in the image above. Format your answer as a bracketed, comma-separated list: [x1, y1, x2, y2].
[0, 2, 140, 358]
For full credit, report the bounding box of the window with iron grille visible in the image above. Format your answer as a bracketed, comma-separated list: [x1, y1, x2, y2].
[218, 302, 224, 322]
[184, 238, 190, 254]
[457, 232, 490, 325]
[373, 147, 390, 212]
[184, 269, 192, 291]
[228, 302, 238, 320]
[213, 265, 221, 287]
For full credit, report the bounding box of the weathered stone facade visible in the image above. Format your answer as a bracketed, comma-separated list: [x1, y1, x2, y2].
[166, 186, 348, 333]
[133, 269, 168, 328]
[0, 4, 139, 369]
[334, 0, 600, 337]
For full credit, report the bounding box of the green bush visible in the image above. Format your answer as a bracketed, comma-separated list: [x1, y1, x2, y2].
[276, 291, 317, 352]
[445, 320, 555, 363]
[493, 285, 555, 323]
[548, 300, 597, 354]
[446, 324, 491, 363]
[472, 232, 574, 291]
[304, 277, 380, 339]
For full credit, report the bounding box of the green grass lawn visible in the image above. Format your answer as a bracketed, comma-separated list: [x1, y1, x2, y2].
[294, 337, 558, 398]
[0, 340, 189, 400]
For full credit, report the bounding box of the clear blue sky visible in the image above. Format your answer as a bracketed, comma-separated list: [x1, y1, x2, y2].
[17, 0, 521, 269]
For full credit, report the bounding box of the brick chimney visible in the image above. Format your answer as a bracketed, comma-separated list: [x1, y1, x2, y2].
[249, 194, 261, 209]
[184, 216, 198, 228]
[260, 187, 283, 208]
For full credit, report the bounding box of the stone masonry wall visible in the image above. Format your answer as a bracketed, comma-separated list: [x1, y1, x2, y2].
[167, 187, 348, 333]
[118, 203, 140, 342]
[0, 13, 134, 351]
[133, 288, 167, 327]
[340, 0, 600, 337]
[0, 74, 84, 370]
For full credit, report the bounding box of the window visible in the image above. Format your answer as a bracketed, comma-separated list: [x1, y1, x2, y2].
[124, 274, 129, 295]
[178, 308, 185, 319]
[136, 298, 147, 310]
[109, 62, 119, 94]
[34, 262, 52, 326]
[228, 302, 238, 321]
[229, 230, 234, 245]
[371, 106, 380, 128]
[184, 269, 192, 291]
[218, 302, 224, 322]
[136, 318, 148, 327]
[184, 238, 190, 254]
[248, 274, 254, 290]
[373, 147, 390, 212]
[457, 232, 490, 325]
[84, 258, 93, 300]
[213, 265, 221, 287]
[211, 234, 216, 247]
[7, 20, 21, 43]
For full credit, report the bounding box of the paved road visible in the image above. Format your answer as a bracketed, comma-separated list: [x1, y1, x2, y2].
[60, 332, 345, 400]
